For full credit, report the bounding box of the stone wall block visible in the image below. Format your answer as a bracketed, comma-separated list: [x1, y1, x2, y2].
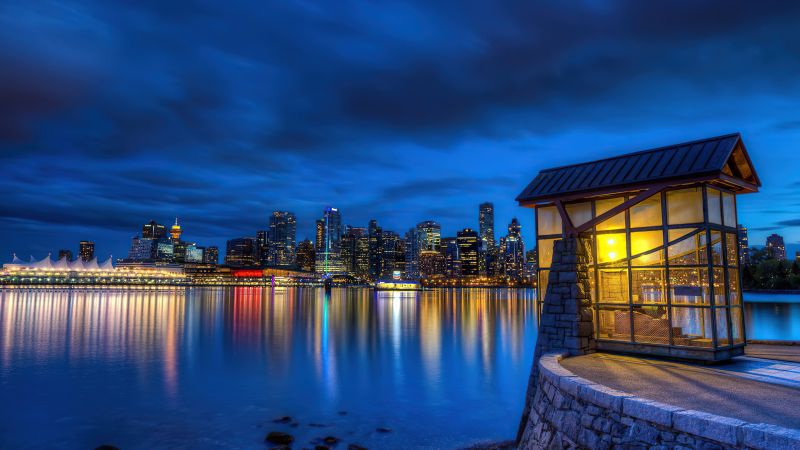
[623, 397, 683, 427]
[740, 422, 800, 450]
[673, 410, 745, 446]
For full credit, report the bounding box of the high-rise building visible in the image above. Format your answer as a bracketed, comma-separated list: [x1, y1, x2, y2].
[185, 244, 204, 263]
[404, 227, 420, 279]
[315, 220, 325, 251]
[315, 207, 344, 275]
[737, 224, 750, 266]
[267, 211, 297, 267]
[502, 218, 525, 280]
[57, 249, 73, 261]
[256, 230, 269, 266]
[142, 220, 167, 240]
[173, 240, 189, 263]
[766, 233, 786, 260]
[342, 226, 369, 278]
[170, 218, 183, 241]
[416, 220, 441, 252]
[156, 241, 174, 261]
[441, 237, 460, 278]
[419, 250, 446, 278]
[203, 246, 219, 264]
[368, 220, 383, 280]
[380, 231, 402, 278]
[296, 239, 315, 272]
[127, 235, 156, 261]
[225, 237, 258, 267]
[79, 241, 95, 262]
[457, 228, 480, 277]
[479, 202, 495, 248]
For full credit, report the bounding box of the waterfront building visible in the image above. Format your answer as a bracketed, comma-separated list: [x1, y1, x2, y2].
[203, 246, 219, 264]
[419, 250, 446, 277]
[315, 220, 324, 251]
[296, 239, 315, 272]
[267, 211, 296, 267]
[57, 249, 73, 261]
[127, 235, 157, 261]
[368, 220, 383, 280]
[173, 240, 188, 264]
[142, 220, 167, 240]
[457, 228, 480, 277]
[185, 244, 204, 263]
[225, 237, 258, 267]
[766, 233, 786, 260]
[315, 207, 344, 275]
[404, 227, 420, 279]
[479, 202, 495, 248]
[79, 241, 94, 262]
[518, 133, 760, 361]
[502, 218, 526, 280]
[2, 255, 187, 285]
[380, 231, 402, 278]
[441, 237, 461, 277]
[156, 241, 174, 261]
[342, 226, 369, 279]
[256, 230, 269, 266]
[169, 218, 183, 241]
[416, 220, 441, 252]
[737, 224, 750, 266]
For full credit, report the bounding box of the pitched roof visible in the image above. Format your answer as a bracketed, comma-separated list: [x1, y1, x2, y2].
[517, 133, 760, 204]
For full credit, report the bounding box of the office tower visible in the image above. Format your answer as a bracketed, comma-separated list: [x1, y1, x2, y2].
[766, 233, 786, 260]
[267, 211, 297, 267]
[203, 246, 219, 264]
[127, 235, 156, 261]
[173, 240, 189, 263]
[225, 237, 258, 267]
[79, 241, 95, 262]
[342, 226, 369, 278]
[441, 237, 460, 278]
[256, 230, 269, 266]
[419, 250, 446, 277]
[416, 220, 441, 252]
[479, 202, 495, 248]
[170, 218, 183, 241]
[315, 207, 344, 275]
[156, 241, 174, 262]
[502, 218, 525, 280]
[315, 220, 324, 251]
[296, 239, 315, 272]
[57, 249, 73, 261]
[185, 244, 204, 263]
[737, 224, 750, 266]
[368, 220, 383, 280]
[380, 230, 402, 278]
[142, 220, 167, 240]
[405, 227, 420, 279]
[456, 228, 480, 276]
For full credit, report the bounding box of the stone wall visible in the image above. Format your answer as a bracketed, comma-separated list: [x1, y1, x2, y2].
[517, 353, 800, 450]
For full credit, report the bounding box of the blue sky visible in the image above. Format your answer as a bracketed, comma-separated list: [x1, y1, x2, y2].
[2, 1, 800, 260]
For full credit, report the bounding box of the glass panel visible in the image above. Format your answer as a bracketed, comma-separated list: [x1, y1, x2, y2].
[598, 268, 629, 303]
[597, 233, 627, 264]
[566, 202, 592, 228]
[711, 268, 725, 306]
[538, 239, 557, 269]
[706, 187, 722, 224]
[668, 230, 702, 265]
[715, 308, 731, 346]
[671, 307, 713, 347]
[667, 188, 703, 224]
[632, 269, 665, 304]
[722, 192, 736, 227]
[630, 193, 662, 228]
[670, 268, 708, 305]
[731, 307, 744, 343]
[597, 306, 631, 341]
[726, 233, 738, 267]
[596, 197, 625, 231]
[632, 306, 670, 344]
[538, 270, 550, 302]
[630, 231, 664, 266]
[708, 231, 722, 266]
[537, 206, 562, 236]
[728, 268, 741, 306]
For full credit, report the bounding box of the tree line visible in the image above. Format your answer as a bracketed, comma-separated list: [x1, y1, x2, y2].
[742, 248, 800, 290]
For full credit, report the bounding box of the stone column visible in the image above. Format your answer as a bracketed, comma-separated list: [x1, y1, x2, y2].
[516, 236, 595, 443]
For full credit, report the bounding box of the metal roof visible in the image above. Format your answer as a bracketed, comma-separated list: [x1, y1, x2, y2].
[517, 133, 760, 204]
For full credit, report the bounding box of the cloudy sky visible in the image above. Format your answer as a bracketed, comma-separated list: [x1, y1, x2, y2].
[2, 0, 800, 260]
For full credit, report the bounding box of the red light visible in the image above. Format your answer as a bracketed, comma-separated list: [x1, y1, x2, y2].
[233, 269, 263, 278]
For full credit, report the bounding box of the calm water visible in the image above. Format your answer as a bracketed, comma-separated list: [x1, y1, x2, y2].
[0, 287, 537, 449]
[744, 292, 800, 340]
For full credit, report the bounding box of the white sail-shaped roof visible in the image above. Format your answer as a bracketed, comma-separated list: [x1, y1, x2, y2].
[68, 258, 85, 270]
[12, 254, 23, 264]
[53, 256, 70, 270]
[85, 257, 100, 270]
[32, 255, 54, 269]
[29, 255, 36, 263]
[99, 257, 114, 270]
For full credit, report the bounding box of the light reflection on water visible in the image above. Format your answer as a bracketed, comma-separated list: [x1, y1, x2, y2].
[0, 287, 537, 449]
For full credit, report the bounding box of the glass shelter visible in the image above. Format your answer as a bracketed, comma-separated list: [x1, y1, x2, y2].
[518, 134, 760, 360]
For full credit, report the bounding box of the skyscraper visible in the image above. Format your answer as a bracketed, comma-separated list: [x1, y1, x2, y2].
[79, 241, 94, 262]
[766, 233, 786, 260]
[419, 250, 446, 277]
[315, 207, 344, 275]
[502, 218, 525, 280]
[737, 224, 750, 266]
[256, 230, 269, 266]
[342, 226, 369, 279]
[225, 237, 258, 267]
[380, 230, 402, 278]
[416, 220, 441, 252]
[127, 235, 156, 261]
[479, 202, 495, 248]
[441, 237, 461, 278]
[404, 227, 420, 279]
[57, 249, 73, 261]
[368, 219, 383, 280]
[296, 239, 315, 272]
[170, 218, 183, 241]
[142, 220, 167, 240]
[203, 246, 219, 264]
[457, 228, 480, 277]
[267, 211, 297, 267]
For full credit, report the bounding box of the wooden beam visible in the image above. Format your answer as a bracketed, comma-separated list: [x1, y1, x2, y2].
[554, 199, 576, 236]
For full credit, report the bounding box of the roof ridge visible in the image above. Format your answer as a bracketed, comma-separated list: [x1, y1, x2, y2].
[540, 132, 741, 174]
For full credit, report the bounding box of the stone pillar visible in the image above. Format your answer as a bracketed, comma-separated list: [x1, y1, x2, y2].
[516, 237, 595, 443]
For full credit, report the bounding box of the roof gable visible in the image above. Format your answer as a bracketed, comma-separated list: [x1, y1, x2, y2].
[517, 133, 760, 204]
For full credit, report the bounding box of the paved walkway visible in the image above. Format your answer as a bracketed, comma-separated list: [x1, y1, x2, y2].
[561, 351, 800, 429]
[747, 343, 800, 363]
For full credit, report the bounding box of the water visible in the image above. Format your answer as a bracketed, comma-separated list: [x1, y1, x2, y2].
[744, 292, 800, 341]
[0, 287, 537, 449]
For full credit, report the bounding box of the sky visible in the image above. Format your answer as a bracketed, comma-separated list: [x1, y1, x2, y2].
[2, 0, 800, 261]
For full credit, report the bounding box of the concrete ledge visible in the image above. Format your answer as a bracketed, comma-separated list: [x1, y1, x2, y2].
[528, 352, 800, 450]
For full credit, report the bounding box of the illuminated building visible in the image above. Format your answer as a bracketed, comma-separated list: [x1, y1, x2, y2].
[127, 235, 157, 261]
[79, 241, 94, 262]
[2, 254, 187, 285]
[267, 211, 296, 267]
[502, 218, 526, 280]
[416, 220, 441, 252]
[479, 202, 495, 248]
[203, 246, 219, 264]
[173, 240, 188, 263]
[342, 226, 369, 278]
[441, 237, 461, 277]
[156, 241, 174, 261]
[368, 220, 383, 280]
[296, 239, 315, 272]
[142, 220, 166, 240]
[225, 237, 258, 267]
[404, 227, 419, 279]
[766, 233, 786, 260]
[256, 230, 268, 265]
[457, 228, 480, 276]
[170, 218, 183, 241]
[380, 230, 402, 278]
[519, 133, 760, 361]
[185, 244, 204, 263]
[57, 249, 72, 261]
[419, 250, 446, 277]
[315, 207, 344, 275]
[737, 224, 750, 266]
